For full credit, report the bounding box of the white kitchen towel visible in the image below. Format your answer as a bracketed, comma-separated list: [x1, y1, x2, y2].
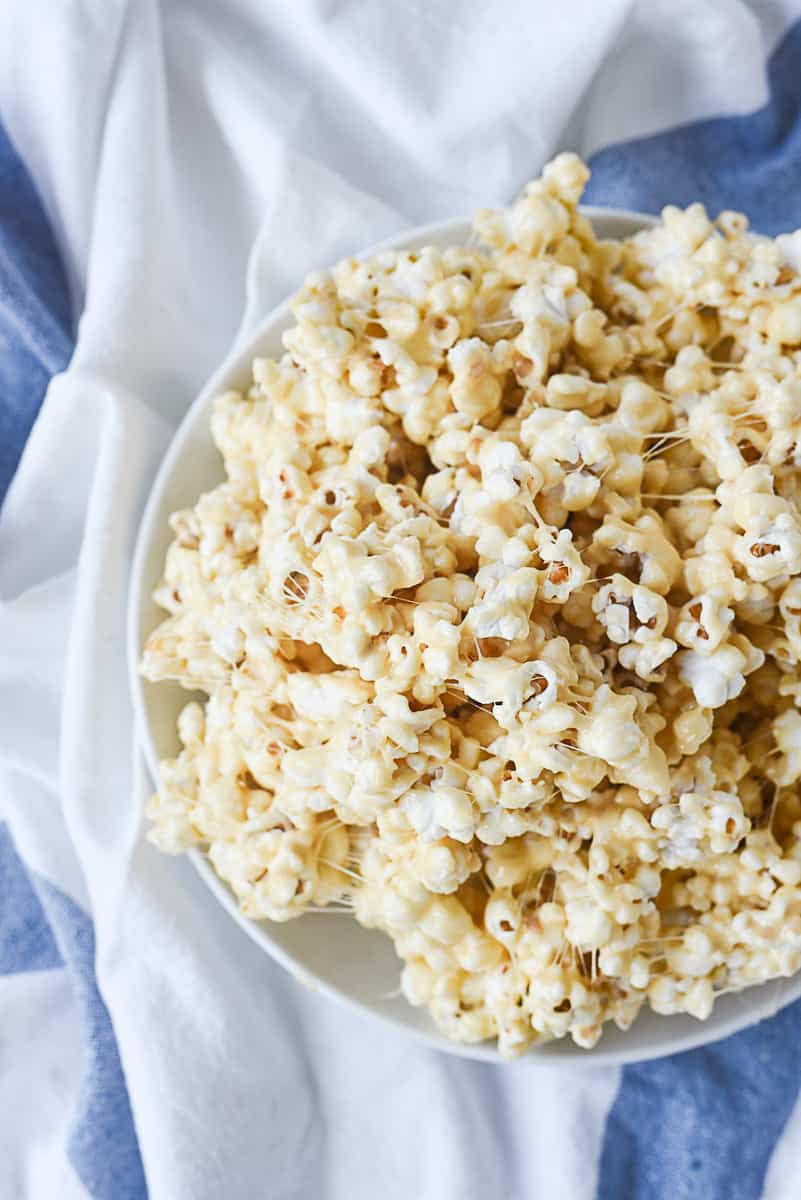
[4, 2, 801, 1198]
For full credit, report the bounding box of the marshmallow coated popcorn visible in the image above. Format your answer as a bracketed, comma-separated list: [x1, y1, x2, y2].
[143, 154, 801, 1057]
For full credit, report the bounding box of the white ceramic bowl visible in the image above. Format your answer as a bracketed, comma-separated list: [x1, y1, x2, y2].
[128, 208, 801, 1064]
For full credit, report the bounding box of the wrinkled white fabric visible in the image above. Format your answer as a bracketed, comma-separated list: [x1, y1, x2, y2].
[2, 2, 800, 1196]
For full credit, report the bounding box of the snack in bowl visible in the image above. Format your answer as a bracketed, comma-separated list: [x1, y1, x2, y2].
[141, 153, 801, 1057]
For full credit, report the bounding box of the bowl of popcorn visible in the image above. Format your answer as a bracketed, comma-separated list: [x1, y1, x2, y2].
[129, 153, 801, 1063]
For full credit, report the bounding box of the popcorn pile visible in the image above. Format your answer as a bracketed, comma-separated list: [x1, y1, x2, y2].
[142, 154, 801, 1056]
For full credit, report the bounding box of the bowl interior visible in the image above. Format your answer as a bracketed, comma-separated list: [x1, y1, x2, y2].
[129, 209, 801, 1064]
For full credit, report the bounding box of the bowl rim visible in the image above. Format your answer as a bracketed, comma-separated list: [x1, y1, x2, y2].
[128, 205, 801, 1065]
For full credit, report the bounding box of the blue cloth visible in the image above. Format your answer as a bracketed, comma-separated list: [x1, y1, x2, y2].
[0, 119, 146, 1196]
[0, 123, 72, 505]
[585, 17, 801, 235]
[4, 16, 801, 1199]
[0, 824, 146, 1197]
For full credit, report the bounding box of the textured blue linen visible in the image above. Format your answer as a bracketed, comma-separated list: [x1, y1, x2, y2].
[0, 124, 72, 505]
[0, 824, 146, 1197]
[4, 18, 801, 1199]
[0, 122, 146, 1196]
